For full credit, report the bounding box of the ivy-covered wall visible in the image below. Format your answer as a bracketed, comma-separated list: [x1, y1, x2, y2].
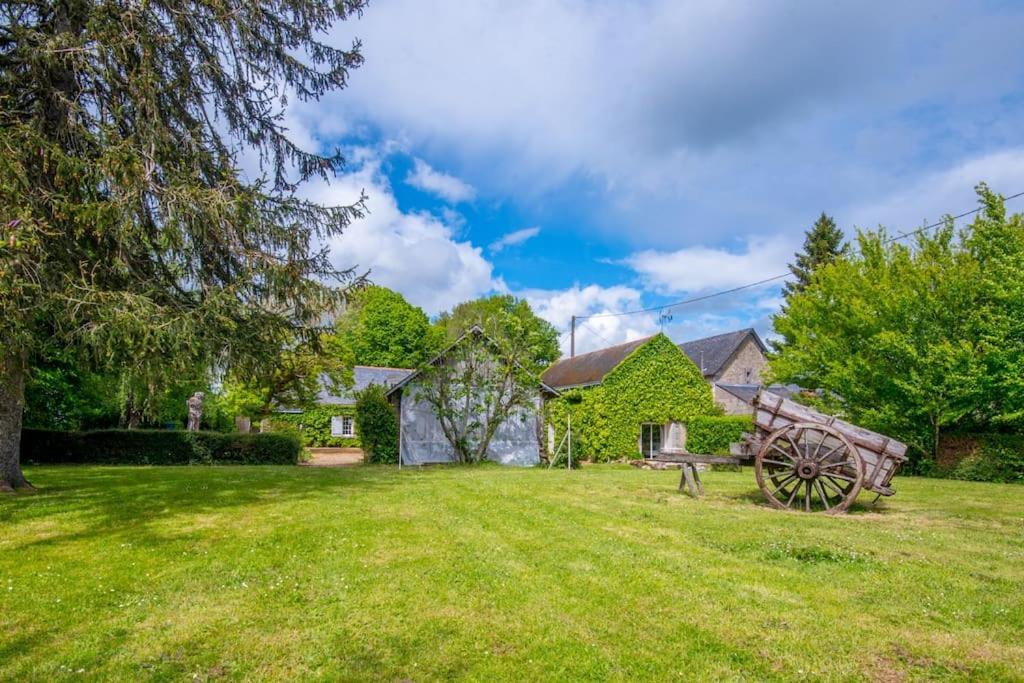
[270, 405, 360, 448]
[545, 334, 717, 461]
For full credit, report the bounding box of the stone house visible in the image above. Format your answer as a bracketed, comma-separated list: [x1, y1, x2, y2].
[679, 328, 769, 415]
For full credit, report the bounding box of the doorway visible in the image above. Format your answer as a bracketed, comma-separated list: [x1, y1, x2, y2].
[640, 423, 662, 458]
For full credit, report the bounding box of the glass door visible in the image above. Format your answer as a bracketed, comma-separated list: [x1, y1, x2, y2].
[640, 423, 662, 458]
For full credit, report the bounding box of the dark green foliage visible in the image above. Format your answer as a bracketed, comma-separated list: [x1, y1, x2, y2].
[335, 286, 442, 369]
[271, 406, 358, 448]
[546, 335, 716, 461]
[24, 354, 120, 431]
[355, 385, 399, 464]
[783, 212, 846, 298]
[947, 435, 1024, 483]
[0, 0, 368, 488]
[20, 430, 301, 465]
[687, 416, 753, 455]
[437, 294, 560, 372]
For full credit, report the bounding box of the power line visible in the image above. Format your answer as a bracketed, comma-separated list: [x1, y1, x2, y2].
[579, 321, 614, 346]
[579, 190, 1024, 321]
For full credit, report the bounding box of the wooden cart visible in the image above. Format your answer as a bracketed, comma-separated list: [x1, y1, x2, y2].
[656, 390, 908, 514]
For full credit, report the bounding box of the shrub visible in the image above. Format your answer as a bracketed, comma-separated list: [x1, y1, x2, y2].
[354, 385, 399, 464]
[946, 434, 1024, 483]
[20, 429, 302, 465]
[269, 405, 359, 447]
[687, 416, 753, 455]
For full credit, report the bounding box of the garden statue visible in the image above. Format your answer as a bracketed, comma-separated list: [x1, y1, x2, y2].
[186, 392, 205, 431]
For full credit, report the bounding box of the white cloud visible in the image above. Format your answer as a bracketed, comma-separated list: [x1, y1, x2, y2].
[489, 226, 540, 253]
[315, 0, 1024, 247]
[304, 151, 496, 314]
[518, 284, 658, 356]
[405, 158, 476, 203]
[843, 148, 1024, 234]
[622, 236, 793, 295]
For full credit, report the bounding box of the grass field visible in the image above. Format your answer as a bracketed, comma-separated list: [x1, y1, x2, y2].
[1, 464, 1022, 681]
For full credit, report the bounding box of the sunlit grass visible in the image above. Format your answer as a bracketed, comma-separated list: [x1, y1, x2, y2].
[1, 464, 1022, 681]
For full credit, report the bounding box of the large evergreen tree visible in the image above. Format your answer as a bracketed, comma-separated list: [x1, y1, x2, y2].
[0, 0, 369, 490]
[783, 212, 846, 297]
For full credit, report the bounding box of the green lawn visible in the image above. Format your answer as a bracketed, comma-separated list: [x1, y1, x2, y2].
[1, 465, 1022, 681]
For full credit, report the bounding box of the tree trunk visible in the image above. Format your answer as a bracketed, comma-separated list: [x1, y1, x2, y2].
[0, 350, 32, 492]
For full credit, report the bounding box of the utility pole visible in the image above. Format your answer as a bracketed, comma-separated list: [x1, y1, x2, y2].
[570, 315, 576, 358]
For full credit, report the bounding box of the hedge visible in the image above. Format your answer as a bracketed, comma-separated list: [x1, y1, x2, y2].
[941, 434, 1024, 483]
[545, 334, 717, 461]
[354, 385, 399, 464]
[20, 429, 302, 465]
[687, 416, 753, 455]
[269, 405, 359, 447]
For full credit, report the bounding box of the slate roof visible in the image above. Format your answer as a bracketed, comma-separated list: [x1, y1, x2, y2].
[540, 336, 655, 390]
[318, 365, 414, 406]
[715, 383, 803, 405]
[679, 328, 766, 378]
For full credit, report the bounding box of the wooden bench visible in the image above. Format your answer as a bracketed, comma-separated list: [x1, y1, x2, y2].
[647, 453, 748, 498]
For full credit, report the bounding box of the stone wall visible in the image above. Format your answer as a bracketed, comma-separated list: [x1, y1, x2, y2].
[714, 337, 767, 385]
[712, 384, 754, 416]
[707, 336, 767, 415]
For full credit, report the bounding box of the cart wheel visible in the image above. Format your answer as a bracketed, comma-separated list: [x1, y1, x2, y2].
[755, 422, 864, 514]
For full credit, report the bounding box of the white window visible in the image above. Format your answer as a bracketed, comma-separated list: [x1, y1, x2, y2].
[331, 415, 355, 438]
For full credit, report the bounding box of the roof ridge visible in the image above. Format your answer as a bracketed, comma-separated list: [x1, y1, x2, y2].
[354, 364, 416, 372]
[550, 334, 655, 364]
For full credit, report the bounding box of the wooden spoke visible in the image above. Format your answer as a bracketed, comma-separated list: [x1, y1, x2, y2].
[769, 443, 798, 462]
[814, 480, 832, 511]
[762, 458, 795, 468]
[822, 471, 858, 483]
[756, 423, 865, 514]
[768, 473, 798, 498]
[815, 441, 845, 463]
[785, 481, 802, 508]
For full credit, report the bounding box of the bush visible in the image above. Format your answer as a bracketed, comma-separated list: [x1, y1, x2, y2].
[945, 434, 1024, 483]
[687, 416, 753, 455]
[20, 429, 302, 465]
[354, 385, 399, 464]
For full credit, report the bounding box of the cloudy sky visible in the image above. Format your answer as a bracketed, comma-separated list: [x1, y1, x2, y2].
[286, 0, 1024, 354]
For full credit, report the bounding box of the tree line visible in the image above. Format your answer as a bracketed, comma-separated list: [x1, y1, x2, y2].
[772, 185, 1024, 471]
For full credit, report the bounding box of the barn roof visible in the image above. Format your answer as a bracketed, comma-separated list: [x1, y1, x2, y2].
[317, 365, 414, 406]
[386, 325, 560, 396]
[679, 328, 766, 378]
[540, 336, 655, 390]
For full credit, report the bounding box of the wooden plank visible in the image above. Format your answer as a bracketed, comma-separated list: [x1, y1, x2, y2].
[754, 392, 908, 461]
[652, 454, 747, 465]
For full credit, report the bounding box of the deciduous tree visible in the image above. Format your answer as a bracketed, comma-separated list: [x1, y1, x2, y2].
[770, 185, 1023, 467]
[334, 286, 442, 369]
[436, 294, 560, 372]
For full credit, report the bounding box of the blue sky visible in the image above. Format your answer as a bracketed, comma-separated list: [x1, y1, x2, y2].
[284, 0, 1024, 354]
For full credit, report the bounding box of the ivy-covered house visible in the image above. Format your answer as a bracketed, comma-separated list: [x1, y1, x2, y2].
[541, 333, 720, 461]
[274, 366, 412, 447]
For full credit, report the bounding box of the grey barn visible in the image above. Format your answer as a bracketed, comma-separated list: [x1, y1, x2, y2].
[385, 327, 554, 467]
